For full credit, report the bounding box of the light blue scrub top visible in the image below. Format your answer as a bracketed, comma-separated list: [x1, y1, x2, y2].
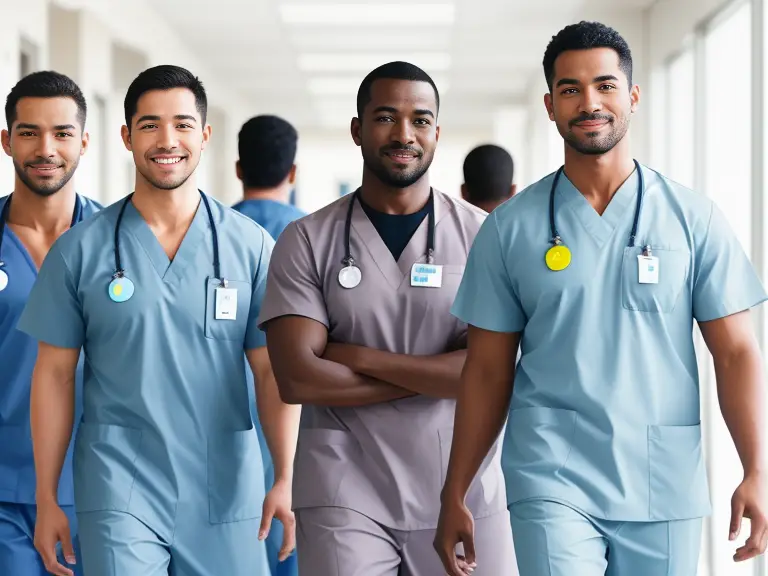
[452, 164, 768, 522]
[0, 194, 101, 506]
[17, 195, 273, 541]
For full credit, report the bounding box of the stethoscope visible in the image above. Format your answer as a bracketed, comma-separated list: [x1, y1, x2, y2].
[0, 193, 83, 292]
[108, 189, 222, 303]
[338, 188, 436, 289]
[545, 159, 646, 271]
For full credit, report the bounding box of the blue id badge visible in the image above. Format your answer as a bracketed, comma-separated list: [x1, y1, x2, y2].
[410, 263, 443, 288]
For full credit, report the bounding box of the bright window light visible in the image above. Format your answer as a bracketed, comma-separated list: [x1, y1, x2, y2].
[298, 53, 451, 72]
[308, 76, 450, 96]
[280, 3, 455, 26]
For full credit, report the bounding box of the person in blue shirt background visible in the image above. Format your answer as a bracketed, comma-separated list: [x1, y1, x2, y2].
[435, 21, 768, 576]
[0, 71, 101, 576]
[232, 114, 305, 576]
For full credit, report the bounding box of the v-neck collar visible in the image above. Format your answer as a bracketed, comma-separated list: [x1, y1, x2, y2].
[350, 191, 450, 289]
[559, 166, 639, 247]
[122, 199, 209, 285]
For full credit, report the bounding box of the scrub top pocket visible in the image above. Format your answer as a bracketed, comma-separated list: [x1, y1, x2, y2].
[204, 278, 251, 341]
[621, 247, 690, 313]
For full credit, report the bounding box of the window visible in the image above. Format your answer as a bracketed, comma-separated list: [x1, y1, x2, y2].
[665, 48, 695, 189]
[701, 3, 755, 576]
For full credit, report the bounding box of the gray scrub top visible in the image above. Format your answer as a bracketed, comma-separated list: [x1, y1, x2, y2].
[452, 164, 768, 522]
[18, 195, 273, 542]
[258, 190, 507, 531]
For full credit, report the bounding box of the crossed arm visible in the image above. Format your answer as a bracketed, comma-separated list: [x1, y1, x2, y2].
[264, 315, 467, 406]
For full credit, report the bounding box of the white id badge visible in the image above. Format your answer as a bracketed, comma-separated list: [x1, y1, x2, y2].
[215, 287, 238, 320]
[637, 255, 660, 284]
[410, 263, 443, 288]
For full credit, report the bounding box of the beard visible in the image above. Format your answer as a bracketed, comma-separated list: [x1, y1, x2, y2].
[361, 145, 433, 189]
[560, 112, 630, 156]
[13, 157, 79, 197]
[136, 155, 198, 191]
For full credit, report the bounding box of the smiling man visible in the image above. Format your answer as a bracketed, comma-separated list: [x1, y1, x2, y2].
[258, 61, 517, 575]
[435, 21, 768, 576]
[0, 71, 100, 576]
[16, 65, 299, 576]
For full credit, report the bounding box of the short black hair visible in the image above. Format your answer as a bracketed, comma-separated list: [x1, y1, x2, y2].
[542, 21, 633, 92]
[238, 115, 298, 188]
[463, 145, 514, 203]
[124, 65, 207, 129]
[5, 71, 87, 129]
[356, 61, 440, 118]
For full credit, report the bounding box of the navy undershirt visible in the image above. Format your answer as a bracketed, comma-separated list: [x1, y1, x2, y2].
[359, 196, 429, 262]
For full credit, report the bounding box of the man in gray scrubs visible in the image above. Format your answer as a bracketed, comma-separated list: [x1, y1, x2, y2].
[258, 61, 518, 576]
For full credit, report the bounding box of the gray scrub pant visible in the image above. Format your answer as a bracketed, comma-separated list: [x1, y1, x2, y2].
[296, 507, 519, 576]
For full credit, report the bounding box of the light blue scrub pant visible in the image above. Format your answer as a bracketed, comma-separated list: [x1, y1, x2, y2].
[0, 502, 82, 576]
[509, 500, 702, 576]
[77, 508, 269, 575]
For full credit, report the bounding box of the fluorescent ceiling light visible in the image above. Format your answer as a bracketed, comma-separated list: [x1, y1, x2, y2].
[298, 53, 451, 72]
[308, 76, 450, 95]
[280, 3, 455, 26]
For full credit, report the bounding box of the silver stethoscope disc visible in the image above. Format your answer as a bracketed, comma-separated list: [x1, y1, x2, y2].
[0, 268, 7, 292]
[338, 265, 362, 289]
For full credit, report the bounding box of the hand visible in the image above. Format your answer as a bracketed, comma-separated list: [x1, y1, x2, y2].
[433, 497, 477, 575]
[34, 501, 76, 576]
[260, 478, 296, 562]
[729, 473, 768, 562]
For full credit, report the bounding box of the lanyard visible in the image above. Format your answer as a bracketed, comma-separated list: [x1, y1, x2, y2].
[0, 192, 83, 267]
[342, 187, 436, 270]
[549, 159, 644, 249]
[112, 189, 223, 284]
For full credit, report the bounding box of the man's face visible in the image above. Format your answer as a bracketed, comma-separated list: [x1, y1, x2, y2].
[544, 47, 639, 155]
[352, 78, 440, 188]
[122, 88, 210, 191]
[1, 97, 88, 197]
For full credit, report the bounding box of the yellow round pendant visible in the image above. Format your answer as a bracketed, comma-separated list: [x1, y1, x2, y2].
[545, 245, 572, 271]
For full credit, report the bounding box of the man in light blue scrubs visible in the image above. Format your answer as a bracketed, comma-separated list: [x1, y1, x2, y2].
[17, 65, 300, 576]
[232, 114, 304, 576]
[0, 71, 100, 576]
[435, 21, 768, 575]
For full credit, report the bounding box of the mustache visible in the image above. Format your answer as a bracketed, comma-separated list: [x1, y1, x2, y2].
[381, 144, 423, 156]
[25, 158, 63, 167]
[569, 113, 614, 127]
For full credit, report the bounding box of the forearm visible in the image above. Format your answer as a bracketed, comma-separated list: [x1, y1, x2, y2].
[442, 364, 514, 503]
[279, 356, 415, 407]
[352, 347, 467, 399]
[255, 369, 301, 483]
[30, 365, 75, 504]
[715, 347, 766, 476]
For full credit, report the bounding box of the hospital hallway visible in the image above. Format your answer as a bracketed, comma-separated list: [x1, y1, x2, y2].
[1, 0, 767, 575]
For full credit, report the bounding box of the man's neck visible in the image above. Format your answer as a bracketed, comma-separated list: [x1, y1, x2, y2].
[131, 175, 200, 231]
[563, 141, 636, 208]
[7, 181, 77, 233]
[242, 185, 290, 204]
[359, 168, 431, 215]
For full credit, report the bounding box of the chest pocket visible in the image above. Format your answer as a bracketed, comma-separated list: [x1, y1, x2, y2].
[621, 247, 690, 313]
[204, 278, 251, 341]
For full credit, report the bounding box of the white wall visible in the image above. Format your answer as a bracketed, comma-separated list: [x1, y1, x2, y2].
[294, 127, 492, 214]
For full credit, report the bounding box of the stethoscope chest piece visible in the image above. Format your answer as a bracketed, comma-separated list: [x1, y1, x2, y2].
[0, 267, 7, 292]
[545, 237, 571, 272]
[338, 262, 362, 289]
[108, 273, 135, 303]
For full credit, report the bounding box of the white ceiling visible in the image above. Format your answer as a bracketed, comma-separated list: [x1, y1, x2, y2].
[150, 0, 657, 132]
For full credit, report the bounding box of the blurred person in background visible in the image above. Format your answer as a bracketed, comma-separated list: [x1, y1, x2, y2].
[461, 144, 516, 213]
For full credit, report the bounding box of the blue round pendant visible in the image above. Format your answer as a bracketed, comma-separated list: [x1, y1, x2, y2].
[108, 276, 134, 303]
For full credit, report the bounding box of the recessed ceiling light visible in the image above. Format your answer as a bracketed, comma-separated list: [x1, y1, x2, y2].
[280, 3, 455, 26]
[298, 52, 451, 72]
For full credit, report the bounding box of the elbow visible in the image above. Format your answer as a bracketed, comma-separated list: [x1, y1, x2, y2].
[276, 377, 312, 405]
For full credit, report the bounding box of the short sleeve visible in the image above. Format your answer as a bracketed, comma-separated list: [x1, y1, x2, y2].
[244, 228, 275, 350]
[17, 243, 85, 349]
[451, 211, 526, 333]
[693, 202, 768, 322]
[257, 221, 329, 329]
